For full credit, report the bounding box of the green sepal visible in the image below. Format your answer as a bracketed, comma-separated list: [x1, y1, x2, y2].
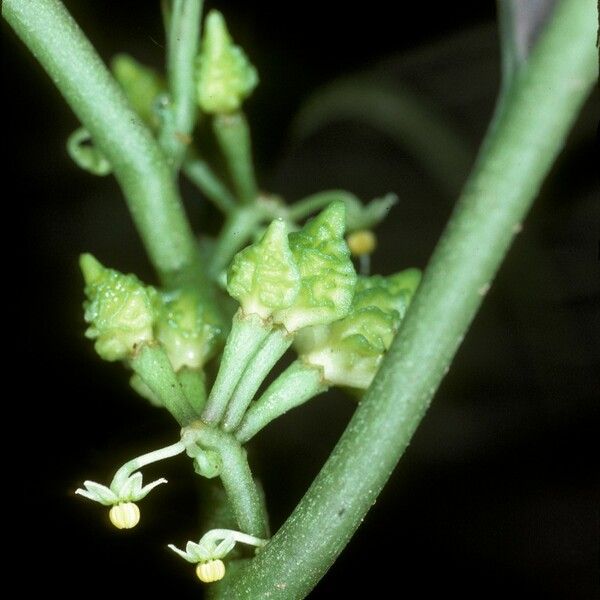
[196, 10, 258, 114]
[111, 53, 164, 129]
[227, 219, 300, 320]
[80, 254, 159, 362]
[277, 202, 357, 332]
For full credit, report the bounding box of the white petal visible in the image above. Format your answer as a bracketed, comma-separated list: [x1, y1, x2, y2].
[185, 541, 205, 562]
[118, 472, 142, 500]
[167, 544, 196, 563]
[136, 477, 168, 500]
[213, 537, 236, 559]
[78, 481, 118, 505]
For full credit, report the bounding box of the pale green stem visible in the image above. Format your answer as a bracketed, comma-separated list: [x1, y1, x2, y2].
[130, 344, 197, 425]
[110, 440, 187, 491]
[224, 0, 597, 595]
[186, 422, 269, 538]
[209, 206, 264, 278]
[2, 0, 200, 285]
[178, 367, 207, 415]
[287, 190, 356, 222]
[183, 155, 237, 214]
[159, 0, 203, 169]
[213, 112, 258, 203]
[222, 328, 293, 432]
[202, 311, 270, 424]
[235, 360, 327, 444]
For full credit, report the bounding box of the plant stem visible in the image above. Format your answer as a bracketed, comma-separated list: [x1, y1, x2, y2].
[235, 361, 327, 444]
[177, 367, 207, 415]
[224, 0, 597, 596]
[287, 190, 356, 223]
[159, 0, 203, 170]
[111, 440, 186, 491]
[130, 344, 197, 426]
[209, 206, 263, 278]
[213, 112, 258, 203]
[183, 154, 237, 214]
[2, 0, 200, 285]
[222, 328, 293, 432]
[187, 422, 269, 538]
[202, 311, 270, 424]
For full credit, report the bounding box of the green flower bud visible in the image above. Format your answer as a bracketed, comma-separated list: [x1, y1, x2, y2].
[111, 54, 164, 128]
[295, 268, 420, 389]
[227, 219, 300, 320]
[80, 254, 159, 361]
[196, 10, 258, 114]
[277, 202, 357, 332]
[156, 289, 223, 371]
[354, 268, 421, 319]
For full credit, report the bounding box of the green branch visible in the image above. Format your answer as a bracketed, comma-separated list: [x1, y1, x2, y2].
[223, 0, 597, 596]
[159, 0, 203, 169]
[3, 0, 199, 286]
[187, 422, 269, 538]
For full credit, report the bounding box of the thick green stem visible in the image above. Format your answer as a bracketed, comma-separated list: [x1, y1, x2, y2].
[202, 311, 270, 424]
[225, 0, 597, 596]
[235, 361, 327, 444]
[187, 423, 269, 538]
[184, 155, 237, 214]
[159, 0, 203, 169]
[213, 112, 258, 203]
[2, 0, 200, 285]
[222, 328, 293, 432]
[130, 344, 196, 426]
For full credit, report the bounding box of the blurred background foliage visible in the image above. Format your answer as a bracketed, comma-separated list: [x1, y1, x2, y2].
[7, 0, 597, 597]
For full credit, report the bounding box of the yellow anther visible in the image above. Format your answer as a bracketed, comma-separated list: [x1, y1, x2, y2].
[196, 559, 226, 583]
[108, 502, 140, 529]
[347, 230, 376, 256]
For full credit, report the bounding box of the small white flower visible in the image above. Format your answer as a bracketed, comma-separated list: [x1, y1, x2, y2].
[76, 472, 167, 505]
[76, 472, 167, 529]
[168, 529, 268, 583]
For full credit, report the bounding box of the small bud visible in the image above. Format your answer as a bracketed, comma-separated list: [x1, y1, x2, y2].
[227, 219, 300, 320]
[196, 559, 226, 583]
[347, 230, 377, 256]
[80, 254, 159, 361]
[196, 11, 258, 114]
[109, 502, 140, 529]
[156, 289, 222, 372]
[277, 202, 357, 333]
[112, 54, 164, 128]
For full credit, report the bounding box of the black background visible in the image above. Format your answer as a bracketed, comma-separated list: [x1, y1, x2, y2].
[4, 1, 598, 597]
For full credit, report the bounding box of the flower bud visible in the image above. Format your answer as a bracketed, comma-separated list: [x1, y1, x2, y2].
[196, 11, 258, 114]
[80, 254, 159, 361]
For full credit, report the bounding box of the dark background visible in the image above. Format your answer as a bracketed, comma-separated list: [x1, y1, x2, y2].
[5, 1, 598, 597]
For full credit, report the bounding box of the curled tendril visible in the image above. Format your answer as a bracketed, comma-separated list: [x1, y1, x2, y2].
[67, 127, 112, 176]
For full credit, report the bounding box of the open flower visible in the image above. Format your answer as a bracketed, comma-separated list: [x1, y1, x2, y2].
[76, 472, 167, 529]
[169, 529, 267, 583]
